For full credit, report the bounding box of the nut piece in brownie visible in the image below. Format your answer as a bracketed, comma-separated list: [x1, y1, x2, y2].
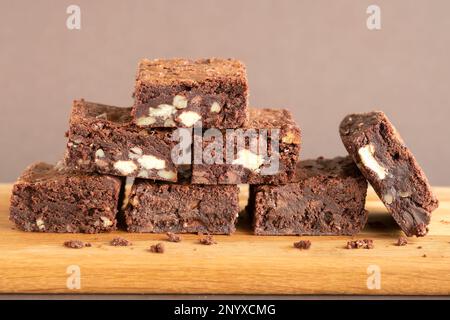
[249, 157, 368, 235]
[64, 99, 178, 182]
[10, 162, 123, 233]
[133, 58, 249, 128]
[124, 179, 239, 234]
[192, 108, 301, 184]
[339, 111, 439, 237]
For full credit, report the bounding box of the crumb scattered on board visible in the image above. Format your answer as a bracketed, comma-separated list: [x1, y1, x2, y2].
[422, 254, 427, 258]
[199, 235, 217, 245]
[166, 232, 181, 242]
[64, 240, 91, 249]
[346, 239, 374, 249]
[149, 243, 165, 253]
[293, 240, 311, 250]
[110, 237, 132, 246]
[417, 246, 423, 249]
[396, 237, 408, 246]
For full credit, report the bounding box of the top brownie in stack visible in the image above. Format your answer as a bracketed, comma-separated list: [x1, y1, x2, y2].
[132, 58, 249, 128]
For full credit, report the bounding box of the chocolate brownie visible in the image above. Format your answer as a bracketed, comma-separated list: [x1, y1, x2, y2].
[124, 179, 239, 234]
[192, 108, 301, 184]
[64, 99, 178, 182]
[339, 111, 439, 236]
[249, 157, 368, 235]
[10, 162, 123, 233]
[132, 58, 249, 128]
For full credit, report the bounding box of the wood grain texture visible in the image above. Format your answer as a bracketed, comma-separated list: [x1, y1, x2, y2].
[1, 183, 450, 295]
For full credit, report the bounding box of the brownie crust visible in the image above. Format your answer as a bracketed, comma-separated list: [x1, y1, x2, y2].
[340, 111, 439, 237]
[191, 108, 301, 184]
[249, 157, 368, 235]
[10, 162, 123, 233]
[132, 58, 249, 128]
[64, 99, 178, 182]
[124, 180, 239, 234]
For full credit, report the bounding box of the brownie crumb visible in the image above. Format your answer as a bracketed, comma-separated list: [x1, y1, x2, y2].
[417, 246, 423, 249]
[199, 235, 217, 245]
[110, 237, 132, 246]
[149, 243, 165, 253]
[346, 239, 374, 249]
[422, 254, 427, 258]
[396, 237, 408, 246]
[293, 240, 311, 250]
[64, 240, 90, 249]
[166, 232, 181, 243]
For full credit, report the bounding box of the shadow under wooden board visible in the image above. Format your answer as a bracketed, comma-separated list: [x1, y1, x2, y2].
[0, 183, 450, 295]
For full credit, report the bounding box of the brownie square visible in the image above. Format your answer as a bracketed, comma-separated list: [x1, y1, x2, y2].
[9, 162, 123, 233]
[132, 58, 249, 128]
[64, 99, 178, 182]
[340, 111, 439, 237]
[249, 157, 368, 235]
[191, 108, 301, 184]
[124, 179, 240, 234]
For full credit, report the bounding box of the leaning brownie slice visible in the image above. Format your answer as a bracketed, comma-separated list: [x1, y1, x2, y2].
[10, 162, 123, 233]
[124, 179, 239, 234]
[191, 108, 301, 184]
[65, 99, 178, 182]
[249, 157, 368, 235]
[133, 58, 249, 128]
[340, 111, 439, 237]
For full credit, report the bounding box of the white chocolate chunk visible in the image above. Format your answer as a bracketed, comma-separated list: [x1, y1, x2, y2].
[137, 155, 166, 170]
[399, 191, 411, 198]
[136, 116, 156, 126]
[36, 218, 45, 230]
[164, 118, 176, 127]
[100, 216, 113, 227]
[95, 149, 105, 158]
[149, 104, 175, 118]
[383, 193, 394, 205]
[173, 95, 188, 109]
[129, 147, 143, 159]
[210, 101, 221, 113]
[178, 111, 201, 126]
[232, 149, 264, 172]
[137, 170, 149, 178]
[358, 144, 387, 180]
[113, 160, 137, 175]
[157, 169, 177, 181]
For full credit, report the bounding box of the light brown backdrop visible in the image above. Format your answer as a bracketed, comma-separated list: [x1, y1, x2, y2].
[0, 0, 449, 183]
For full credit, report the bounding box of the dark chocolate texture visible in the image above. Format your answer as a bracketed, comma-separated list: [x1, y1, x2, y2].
[249, 157, 368, 235]
[124, 179, 239, 234]
[10, 162, 123, 233]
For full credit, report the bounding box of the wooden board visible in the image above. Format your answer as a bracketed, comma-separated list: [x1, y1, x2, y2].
[1, 183, 450, 295]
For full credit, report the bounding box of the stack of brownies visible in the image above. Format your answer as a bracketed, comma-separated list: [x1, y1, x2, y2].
[9, 58, 438, 237]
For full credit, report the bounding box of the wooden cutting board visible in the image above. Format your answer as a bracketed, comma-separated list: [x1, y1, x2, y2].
[0, 183, 450, 295]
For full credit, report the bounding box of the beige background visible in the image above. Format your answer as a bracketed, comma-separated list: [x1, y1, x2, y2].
[0, 0, 449, 183]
